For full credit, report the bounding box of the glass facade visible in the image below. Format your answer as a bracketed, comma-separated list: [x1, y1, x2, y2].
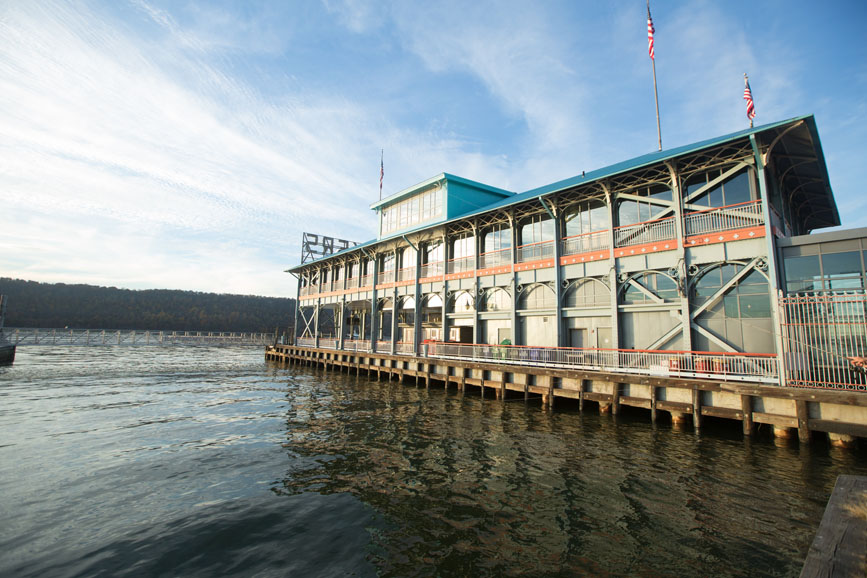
[381, 186, 444, 236]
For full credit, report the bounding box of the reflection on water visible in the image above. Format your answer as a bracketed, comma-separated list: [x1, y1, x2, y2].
[0, 347, 865, 577]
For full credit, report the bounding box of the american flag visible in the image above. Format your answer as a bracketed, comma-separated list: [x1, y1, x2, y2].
[647, 4, 655, 60]
[743, 76, 756, 121]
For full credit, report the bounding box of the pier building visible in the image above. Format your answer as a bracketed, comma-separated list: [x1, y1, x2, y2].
[270, 115, 867, 443]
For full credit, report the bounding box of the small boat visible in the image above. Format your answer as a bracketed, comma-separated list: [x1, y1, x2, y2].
[0, 295, 15, 365]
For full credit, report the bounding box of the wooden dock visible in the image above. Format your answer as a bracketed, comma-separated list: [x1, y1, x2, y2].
[801, 475, 867, 577]
[266, 344, 867, 445]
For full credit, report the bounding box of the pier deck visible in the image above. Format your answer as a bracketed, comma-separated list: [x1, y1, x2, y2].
[800, 475, 867, 577]
[267, 344, 867, 444]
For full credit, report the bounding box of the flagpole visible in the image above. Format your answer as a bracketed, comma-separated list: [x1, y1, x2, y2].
[648, 0, 661, 151]
[379, 149, 384, 201]
[652, 56, 661, 151]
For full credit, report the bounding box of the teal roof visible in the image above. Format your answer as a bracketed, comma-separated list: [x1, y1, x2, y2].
[450, 114, 832, 222]
[289, 114, 837, 273]
[369, 172, 513, 211]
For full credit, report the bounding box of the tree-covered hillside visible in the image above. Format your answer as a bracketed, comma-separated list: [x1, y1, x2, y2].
[0, 278, 295, 332]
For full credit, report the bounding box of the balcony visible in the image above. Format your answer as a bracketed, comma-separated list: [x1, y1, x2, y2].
[346, 277, 358, 289]
[561, 230, 609, 256]
[375, 339, 392, 352]
[358, 274, 373, 288]
[516, 240, 554, 263]
[479, 248, 511, 269]
[447, 256, 474, 274]
[420, 261, 444, 279]
[378, 270, 395, 284]
[397, 266, 417, 282]
[614, 216, 676, 248]
[684, 200, 763, 237]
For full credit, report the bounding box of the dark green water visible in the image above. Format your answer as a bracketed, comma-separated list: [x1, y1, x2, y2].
[1, 347, 865, 577]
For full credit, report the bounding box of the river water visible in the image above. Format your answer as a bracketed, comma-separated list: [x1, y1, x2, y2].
[0, 346, 865, 577]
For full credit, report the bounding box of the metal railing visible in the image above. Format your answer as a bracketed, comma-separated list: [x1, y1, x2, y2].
[479, 248, 511, 269]
[614, 216, 676, 248]
[318, 338, 338, 349]
[346, 277, 359, 289]
[420, 261, 444, 278]
[344, 339, 371, 352]
[375, 339, 392, 352]
[561, 230, 609, 256]
[516, 240, 555, 263]
[447, 256, 474, 274]
[358, 274, 373, 288]
[395, 342, 415, 355]
[425, 342, 778, 383]
[684, 200, 763, 237]
[397, 266, 416, 282]
[297, 336, 316, 347]
[780, 291, 867, 391]
[378, 271, 395, 284]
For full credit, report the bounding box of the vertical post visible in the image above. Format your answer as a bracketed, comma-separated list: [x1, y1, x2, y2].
[603, 184, 620, 350]
[510, 212, 519, 345]
[370, 253, 379, 352]
[414, 240, 422, 355]
[293, 272, 301, 346]
[442, 232, 448, 342]
[314, 297, 320, 348]
[750, 134, 787, 386]
[473, 221, 481, 344]
[667, 162, 692, 351]
[549, 197, 565, 347]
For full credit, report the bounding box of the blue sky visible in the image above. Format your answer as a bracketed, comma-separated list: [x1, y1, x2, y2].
[1, 0, 865, 297]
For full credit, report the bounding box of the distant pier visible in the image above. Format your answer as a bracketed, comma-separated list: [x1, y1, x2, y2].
[7, 328, 274, 347]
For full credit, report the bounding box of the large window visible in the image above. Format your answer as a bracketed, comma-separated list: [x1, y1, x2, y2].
[565, 200, 609, 237]
[381, 186, 444, 235]
[424, 241, 443, 264]
[684, 167, 752, 208]
[622, 272, 678, 304]
[482, 225, 511, 254]
[693, 264, 770, 318]
[618, 185, 671, 226]
[784, 251, 865, 293]
[451, 234, 475, 259]
[519, 214, 554, 246]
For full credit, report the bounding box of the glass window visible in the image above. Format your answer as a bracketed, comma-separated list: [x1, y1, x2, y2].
[519, 214, 554, 245]
[483, 226, 511, 253]
[722, 170, 751, 206]
[483, 288, 511, 311]
[424, 242, 442, 264]
[784, 255, 821, 293]
[519, 285, 556, 309]
[565, 200, 608, 237]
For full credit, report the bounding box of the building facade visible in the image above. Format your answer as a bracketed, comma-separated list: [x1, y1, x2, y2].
[289, 115, 866, 390]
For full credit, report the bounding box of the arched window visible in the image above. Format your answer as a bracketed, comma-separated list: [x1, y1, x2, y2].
[450, 291, 475, 313]
[563, 278, 609, 308]
[423, 294, 443, 309]
[621, 272, 678, 304]
[518, 284, 556, 310]
[692, 264, 770, 318]
[482, 288, 511, 312]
